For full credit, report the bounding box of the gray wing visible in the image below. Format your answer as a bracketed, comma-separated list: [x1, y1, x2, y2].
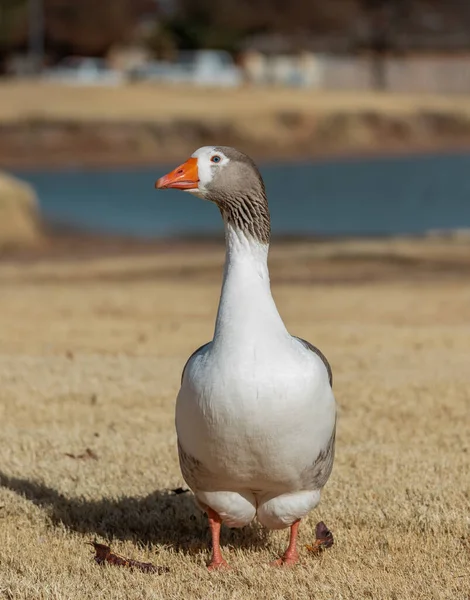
[177, 440, 207, 491]
[178, 343, 213, 492]
[294, 336, 335, 489]
[180, 342, 211, 384]
[294, 336, 333, 387]
[177, 441, 216, 512]
[300, 421, 336, 490]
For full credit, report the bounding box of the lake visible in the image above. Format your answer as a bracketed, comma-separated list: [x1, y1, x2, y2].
[13, 151, 470, 238]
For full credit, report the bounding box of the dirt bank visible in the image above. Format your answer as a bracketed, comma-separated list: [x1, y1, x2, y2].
[2, 110, 470, 168]
[1, 82, 470, 167]
[0, 170, 44, 248]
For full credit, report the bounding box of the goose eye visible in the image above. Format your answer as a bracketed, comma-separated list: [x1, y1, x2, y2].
[211, 155, 221, 163]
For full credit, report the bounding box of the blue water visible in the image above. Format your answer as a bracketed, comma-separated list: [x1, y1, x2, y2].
[13, 152, 470, 238]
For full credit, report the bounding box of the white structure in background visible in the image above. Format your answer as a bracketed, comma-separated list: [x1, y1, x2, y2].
[187, 50, 242, 87]
[240, 46, 470, 93]
[241, 51, 324, 87]
[130, 50, 243, 87]
[43, 57, 124, 86]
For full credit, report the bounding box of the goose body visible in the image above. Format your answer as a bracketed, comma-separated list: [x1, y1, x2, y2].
[156, 146, 336, 567]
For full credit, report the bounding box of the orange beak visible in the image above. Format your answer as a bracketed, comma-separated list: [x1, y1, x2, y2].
[155, 157, 199, 191]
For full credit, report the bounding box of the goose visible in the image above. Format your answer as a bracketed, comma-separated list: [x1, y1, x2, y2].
[155, 146, 336, 569]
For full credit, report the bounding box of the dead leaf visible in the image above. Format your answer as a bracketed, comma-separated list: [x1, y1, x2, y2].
[306, 521, 334, 554]
[171, 487, 189, 495]
[65, 448, 98, 461]
[459, 536, 470, 552]
[88, 541, 169, 574]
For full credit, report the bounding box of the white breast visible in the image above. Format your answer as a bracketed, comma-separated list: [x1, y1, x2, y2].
[176, 334, 335, 493]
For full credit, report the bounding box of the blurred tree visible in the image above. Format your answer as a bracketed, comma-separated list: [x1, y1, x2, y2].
[163, 0, 361, 51]
[144, 22, 177, 59]
[163, 0, 470, 50]
[0, 0, 159, 65]
[357, 0, 410, 89]
[0, 0, 26, 47]
[2, 0, 470, 73]
[218, 0, 360, 34]
[0, 0, 28, 70]
[45, 0, 155, 58]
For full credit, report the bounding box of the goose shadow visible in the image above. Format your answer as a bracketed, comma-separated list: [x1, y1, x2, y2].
[0, 472, 269, 552]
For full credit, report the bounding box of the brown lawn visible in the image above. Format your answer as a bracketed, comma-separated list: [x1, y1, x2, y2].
[0, 239, 469, 599]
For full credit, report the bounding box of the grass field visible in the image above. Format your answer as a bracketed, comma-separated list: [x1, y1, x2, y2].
[0, 240, 469, 599]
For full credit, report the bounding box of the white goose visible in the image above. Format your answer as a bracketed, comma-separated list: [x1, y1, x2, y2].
[156, 146, 336, 569]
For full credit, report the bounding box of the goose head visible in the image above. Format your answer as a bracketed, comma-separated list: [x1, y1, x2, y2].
[155, 146, 270, 243]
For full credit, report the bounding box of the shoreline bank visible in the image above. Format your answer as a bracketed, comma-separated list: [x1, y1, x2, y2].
[1, 82, 470, 169]
[2, 119, 470, 171]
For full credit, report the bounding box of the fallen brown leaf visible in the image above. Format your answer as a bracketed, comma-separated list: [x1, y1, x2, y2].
[88, 541, 169, 574]
[171, 487, 189, 495]
[459, 536, 470, 552]
[306, 521, 334, 555]
[65, 448, 98, 461]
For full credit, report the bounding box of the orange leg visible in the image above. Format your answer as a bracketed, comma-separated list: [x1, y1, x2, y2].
[272, 519, 301, 567]
[207, 508, 229, 570]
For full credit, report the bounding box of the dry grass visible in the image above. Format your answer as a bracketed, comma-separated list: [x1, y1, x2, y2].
[1, 80, 470, 124]
[0, 242, 469, 599]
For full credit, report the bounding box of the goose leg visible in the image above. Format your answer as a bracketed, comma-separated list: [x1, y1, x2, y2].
[272, 519, 301, 566]
[207, 508, 229, 570]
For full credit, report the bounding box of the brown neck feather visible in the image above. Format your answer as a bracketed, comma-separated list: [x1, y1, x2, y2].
[212, 190, 271, 245]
